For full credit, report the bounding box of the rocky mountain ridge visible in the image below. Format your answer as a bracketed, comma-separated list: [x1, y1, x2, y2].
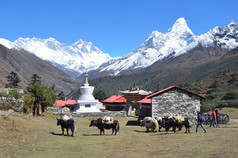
[0, 18, 237, 80]
[0, 44, 79, 94]
[95, 18, 238, 76]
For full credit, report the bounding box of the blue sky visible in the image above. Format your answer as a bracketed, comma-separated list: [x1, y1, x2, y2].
[0, 0, 238, 57]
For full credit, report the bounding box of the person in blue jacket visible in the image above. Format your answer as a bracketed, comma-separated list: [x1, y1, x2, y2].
[196, 111, 207, 133]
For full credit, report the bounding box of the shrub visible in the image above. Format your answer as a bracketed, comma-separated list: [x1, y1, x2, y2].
[23, 93, 35, 113]
[8, 89, 21, 99]
[229, 73, 238, 84]
[0, 92, 8, 97]
[206, 92, 224, 100]
[201, 100, 211, 113]
[215, 100, 238, 108]
[222, 92, 238, 100]
[209, 80, 221, 91]
[3, 116, 10, 120]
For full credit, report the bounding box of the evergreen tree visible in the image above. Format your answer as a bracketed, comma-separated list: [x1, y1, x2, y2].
[23, 93, 35, 113]
[222, 92, 238, 100]
[209, 80, 221, 92]
[8, 89, 21, 99]
[41, 86, 57, 113]
[31, 74, 41, 85]
[94, 90, 107, 101]
[5, 71, 21, 88]
[58, 91, 66, 100]
[27, 74, 57, 116]
[28, 82, 45, 116]
[200, 100, 210, 113]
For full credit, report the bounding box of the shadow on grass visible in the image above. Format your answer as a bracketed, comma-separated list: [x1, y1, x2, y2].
[134, 130, 152, 133]
[156, 132, 175, 135]
[133, 130, 176, 135]
[126, 120, 139, 126]
[83, 134, 116, 136]
[50, 132, 74, 137]
[221, 127, 238, 128]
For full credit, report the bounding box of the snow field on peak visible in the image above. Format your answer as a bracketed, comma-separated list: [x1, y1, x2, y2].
[98, 19, 238, 73]
[9, 37, 112, 73]
[99, 18, 196, 72]
[0, 18, 238, 76]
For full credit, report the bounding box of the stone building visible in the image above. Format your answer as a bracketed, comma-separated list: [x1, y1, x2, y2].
[147, 86, 205, 121]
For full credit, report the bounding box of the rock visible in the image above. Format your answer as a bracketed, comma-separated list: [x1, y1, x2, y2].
[0, 97, 23, 112]
[203, 113, 229, 124]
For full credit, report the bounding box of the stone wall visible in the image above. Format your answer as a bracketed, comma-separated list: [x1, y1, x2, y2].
[0, 97, 23, 112]
[0, 88, 24, 95]
[45, 107, 127, 117]
[203, 113, 229, 124]
[151, 89, 201, 122]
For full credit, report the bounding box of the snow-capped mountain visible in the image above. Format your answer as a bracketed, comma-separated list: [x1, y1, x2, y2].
[1, 17, 238, 79]
[0, 37, 112, 75]
[181, 20, 238, 55]
[96, 18, 238, 74]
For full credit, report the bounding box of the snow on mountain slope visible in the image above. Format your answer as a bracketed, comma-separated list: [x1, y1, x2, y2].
[97, 18, 238, 73]
[1, 18, 238, 78]
[99, 18, 195, 72]
[0, 38, 13, 49]
[181, 20, 238, 55]
[0, 37, 112, 74]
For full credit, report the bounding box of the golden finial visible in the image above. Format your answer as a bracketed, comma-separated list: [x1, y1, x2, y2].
[85, 71, 89, 84]
[130, 83, 139, 91]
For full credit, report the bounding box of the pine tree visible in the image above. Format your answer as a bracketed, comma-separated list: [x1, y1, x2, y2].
[30, 74, 41, 84]
[94, 90, 107, 101]
[5, 71, 21, 88]
[58, 91, 66, 100]
[27, 74, 57, 116]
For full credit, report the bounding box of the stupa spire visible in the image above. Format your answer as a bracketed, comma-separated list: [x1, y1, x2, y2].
[85, 71, 89, 85]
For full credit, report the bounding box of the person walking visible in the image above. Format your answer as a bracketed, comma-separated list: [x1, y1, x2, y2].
[215, 109, 220, 127]
[209, 108, 219, 128]
[196, 111, 207, 133]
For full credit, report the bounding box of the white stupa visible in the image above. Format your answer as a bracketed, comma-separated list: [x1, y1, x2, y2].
[75, 72, 102, 113]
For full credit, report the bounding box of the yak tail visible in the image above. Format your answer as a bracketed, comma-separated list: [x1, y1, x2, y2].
[117, 122, 120, 132]
[154, 119, 159, 132]
[74, 121, 77, 135]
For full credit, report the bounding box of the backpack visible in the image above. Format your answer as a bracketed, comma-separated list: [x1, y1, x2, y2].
[200, 116, 205, 122]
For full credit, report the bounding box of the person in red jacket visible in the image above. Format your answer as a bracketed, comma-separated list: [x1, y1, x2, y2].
[209, 108, 219, 128]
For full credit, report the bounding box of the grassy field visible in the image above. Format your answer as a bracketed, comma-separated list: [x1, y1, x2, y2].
[1, 108, 238, 158]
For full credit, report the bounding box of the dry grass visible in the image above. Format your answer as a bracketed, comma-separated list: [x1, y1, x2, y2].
[219, 107, 238, 119]
[0, 108, 238, 158]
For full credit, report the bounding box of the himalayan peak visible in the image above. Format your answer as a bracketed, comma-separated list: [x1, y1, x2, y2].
[0, 37, 112, 75]
[97, 18, 238, 73]
[0, 18, 238, 77]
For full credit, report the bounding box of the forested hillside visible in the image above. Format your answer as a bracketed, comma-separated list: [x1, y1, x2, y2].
[85, 47, 238, 97]
[187, 71, 238, 109]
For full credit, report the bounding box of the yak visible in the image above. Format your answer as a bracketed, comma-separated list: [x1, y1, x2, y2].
[140, 117, 159, 132]
[157, 117, 192, 133]
[89, 118, 120, 135]
[57, 118, 76, 136]
[173, 117, 192, 133]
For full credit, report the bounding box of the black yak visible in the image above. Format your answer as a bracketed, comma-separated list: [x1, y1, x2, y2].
[89, 118, 119, 135]
[57, 118, 76, 136]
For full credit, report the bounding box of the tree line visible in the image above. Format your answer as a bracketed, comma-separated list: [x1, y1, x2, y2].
[4, 71, 58, 116]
